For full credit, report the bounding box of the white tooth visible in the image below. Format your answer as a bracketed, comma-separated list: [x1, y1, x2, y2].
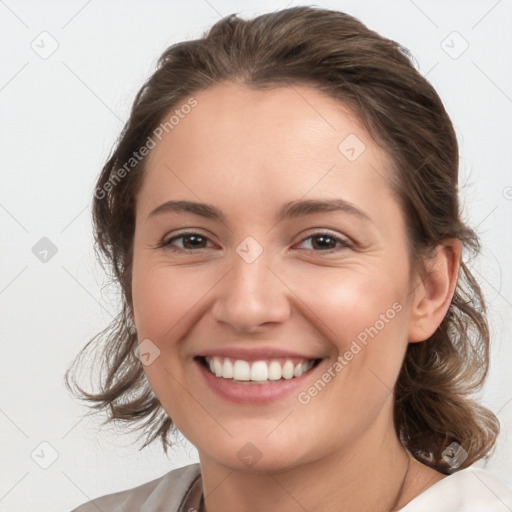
[223, 359, 234, 378]
[268, 361, 282, 380]
[282, 360, 294, 380]
[208, 356, 315, 381]
[303, 360, 314, 372]
[214, 357, 223, 377]
[250, 361, 268, 381]
[233, 360, 251, 381]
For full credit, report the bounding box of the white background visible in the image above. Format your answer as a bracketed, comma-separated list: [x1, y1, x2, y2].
[1, 1, 511, 510]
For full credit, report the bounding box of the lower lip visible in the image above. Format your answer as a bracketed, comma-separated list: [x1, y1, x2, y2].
[195, 358, 321, 404]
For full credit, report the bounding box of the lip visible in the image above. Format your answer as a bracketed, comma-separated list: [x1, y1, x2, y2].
[197, 346, 320, 362]
[194, 356, 323, 405]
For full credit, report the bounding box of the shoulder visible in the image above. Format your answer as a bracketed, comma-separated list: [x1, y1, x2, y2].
[399, 467, 512, 511]
[71, 463, 202, 512]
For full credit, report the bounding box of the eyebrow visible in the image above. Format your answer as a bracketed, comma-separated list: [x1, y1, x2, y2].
[147, 198, 372, 223]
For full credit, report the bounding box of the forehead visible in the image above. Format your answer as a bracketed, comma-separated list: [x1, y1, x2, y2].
[137, 82, 398, 226]
[149, 81, 375, 160]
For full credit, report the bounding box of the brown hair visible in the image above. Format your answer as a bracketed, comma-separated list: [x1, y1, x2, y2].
[65, 6, 499, 473]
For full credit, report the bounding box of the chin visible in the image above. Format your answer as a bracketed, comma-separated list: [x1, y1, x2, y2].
[203, 448, 306, 474]
[193, 431, 313, 473]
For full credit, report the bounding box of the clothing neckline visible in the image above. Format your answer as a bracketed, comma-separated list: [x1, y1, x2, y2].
[396, 466, 503, 511]
[180, 465, 505, 512]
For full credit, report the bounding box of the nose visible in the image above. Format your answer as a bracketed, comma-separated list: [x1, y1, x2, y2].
[211, 242, 291, 333]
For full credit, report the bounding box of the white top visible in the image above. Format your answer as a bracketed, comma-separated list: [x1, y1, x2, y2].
[72, 463, 512, 512]
[398, 467, 512, 511]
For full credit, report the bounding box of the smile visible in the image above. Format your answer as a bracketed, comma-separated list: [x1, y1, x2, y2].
[199, 356, 321, 383]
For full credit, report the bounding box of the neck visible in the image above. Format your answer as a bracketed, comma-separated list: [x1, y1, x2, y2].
[198, 410, 413, 512]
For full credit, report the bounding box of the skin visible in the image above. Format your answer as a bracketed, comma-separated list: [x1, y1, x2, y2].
[130, 81, 461, 512]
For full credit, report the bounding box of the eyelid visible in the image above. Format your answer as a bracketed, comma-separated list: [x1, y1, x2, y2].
[294, 229, 352, 251]
[159, 229, 215, 249]
[158, 228, 352, 253]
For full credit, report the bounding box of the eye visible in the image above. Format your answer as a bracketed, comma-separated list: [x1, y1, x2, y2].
[159, 232, 213, 251]
[295, 231, 351, 252]
[157, 230, 350, 253]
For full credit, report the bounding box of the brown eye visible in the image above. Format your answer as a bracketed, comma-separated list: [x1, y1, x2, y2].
[161, 232, 212, 251]
[297, 231, 350, 252]
[158, 230, 350, 253]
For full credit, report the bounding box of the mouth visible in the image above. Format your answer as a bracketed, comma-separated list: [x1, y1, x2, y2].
[195, 355, 323, 384]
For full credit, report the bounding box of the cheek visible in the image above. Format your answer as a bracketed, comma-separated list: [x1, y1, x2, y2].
[291, 269, 408, 432]
[131, 262, 214, 339]
[295, 265, 410, 389]
[130, 262, 201, 428]
[298, 264, 407, 340]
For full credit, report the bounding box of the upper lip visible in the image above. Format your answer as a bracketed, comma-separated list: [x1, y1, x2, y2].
[196, 347, 322, 361]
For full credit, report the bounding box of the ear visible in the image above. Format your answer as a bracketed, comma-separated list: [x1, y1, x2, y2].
[408, 239, 461, 343]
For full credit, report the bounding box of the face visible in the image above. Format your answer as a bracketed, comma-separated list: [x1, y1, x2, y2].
[131, 82, 418, 472]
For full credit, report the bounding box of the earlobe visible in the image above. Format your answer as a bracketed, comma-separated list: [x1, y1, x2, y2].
[408, 239, 461, 343]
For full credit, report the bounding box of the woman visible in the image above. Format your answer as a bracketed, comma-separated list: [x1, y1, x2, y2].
[67, 6, 512, 511]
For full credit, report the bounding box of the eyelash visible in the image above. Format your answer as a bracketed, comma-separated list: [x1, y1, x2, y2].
[157, 230, 351, 254]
